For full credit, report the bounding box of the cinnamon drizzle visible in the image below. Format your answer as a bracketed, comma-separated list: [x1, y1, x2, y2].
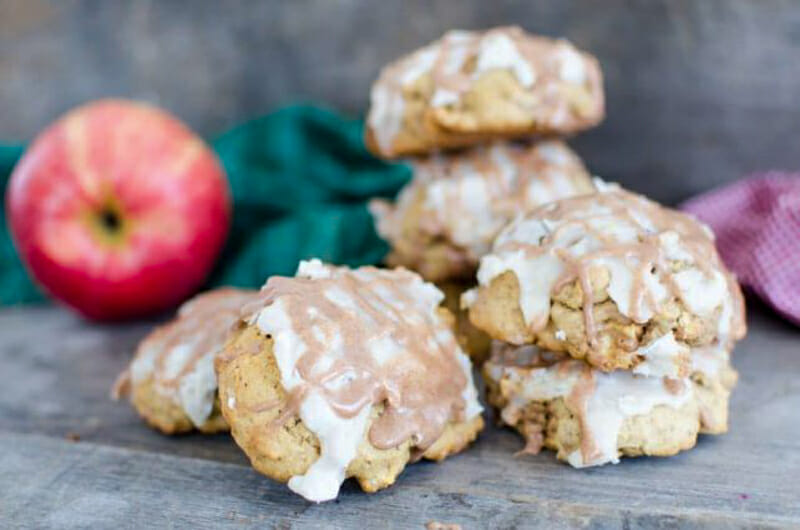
[487, 341, 694, 467]
[236, 261, 482, 451]
[367, 26, 604, 155]
[128, 288, 260, 422]
[370, 141, 593, 270]
[471, 184, 747, 348]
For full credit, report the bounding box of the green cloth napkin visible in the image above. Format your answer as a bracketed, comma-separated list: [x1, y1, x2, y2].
[0, 105, 410, 306]
[0, 144, 44, 304]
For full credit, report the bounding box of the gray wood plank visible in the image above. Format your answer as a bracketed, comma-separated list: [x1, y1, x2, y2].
[0, 306, 248, 464]
[0, 303, 799, 527]
[0, 431, 796, 530]
[3, 1, 800, 203]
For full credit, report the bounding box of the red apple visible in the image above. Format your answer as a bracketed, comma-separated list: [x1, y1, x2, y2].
[6, 99, 231, 320]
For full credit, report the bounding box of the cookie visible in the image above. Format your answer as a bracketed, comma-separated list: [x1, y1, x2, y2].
[370, 140, 594, 282]
[118, 288, 258, 434]
[365, 26, 604, 158]
[484, 342, 703, 467]
[463, 181, 747, 375]
[485, 341, 737, 465]
[215, 260, 484, 502]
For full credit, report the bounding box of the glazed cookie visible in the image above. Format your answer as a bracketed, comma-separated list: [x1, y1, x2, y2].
[215, 260, 484, 502]
[484, 341, 738, 465]
[365, 26, 604, 158]
[116, 288, 259, 434]
[484, 342, 701, 467]
[370, 140, 594, 282]
[463, 182, 747, 375]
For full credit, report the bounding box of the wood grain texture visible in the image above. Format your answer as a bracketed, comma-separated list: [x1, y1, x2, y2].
[0, 306, 247, 463]
[0, 303, 799, 528]
[0, 431, 794, 530]
[1, 1, 800, 203]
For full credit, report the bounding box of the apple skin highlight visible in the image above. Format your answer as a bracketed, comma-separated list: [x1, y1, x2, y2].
[6, 99, 231, 321]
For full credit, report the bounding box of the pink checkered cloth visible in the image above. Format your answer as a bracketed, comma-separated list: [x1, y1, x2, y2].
[681, 172, 800, 326]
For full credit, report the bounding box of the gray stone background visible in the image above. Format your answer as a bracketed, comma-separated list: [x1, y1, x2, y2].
[1, 0, 799, 203]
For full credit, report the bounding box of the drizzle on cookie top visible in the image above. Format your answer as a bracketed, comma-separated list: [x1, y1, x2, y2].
[233, 259, 482, 502]
[370, 140, 593, 268]
[485, 341, 694, 467]
[367, 26, 604, 155]
[129, 288, 259, 427]
[464, 181, 746, 363]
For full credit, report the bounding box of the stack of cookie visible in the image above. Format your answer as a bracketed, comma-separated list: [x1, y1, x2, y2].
[465, 185, 746, 466]
[365, 26, 605, 360]
[367, 27, 748, 467]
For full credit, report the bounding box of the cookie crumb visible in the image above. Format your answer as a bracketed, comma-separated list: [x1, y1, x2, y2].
[110, 369, 131, 400]
[65, 432, 81, 442]
[426, 522, 462, 530]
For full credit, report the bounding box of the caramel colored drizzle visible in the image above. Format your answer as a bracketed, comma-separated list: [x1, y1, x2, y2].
[490, 342, 600, 460]
[370, 141, 592, 269]
[134, 288, 259, 392]
[430, 27, 600, 108]
[565, 369, 599, 462]
[368, 26, 603, 154]
[382, 26, 600, 117]
[243, 265, 474, 451]
[493, 188, 747, 346]
[419, 142, 590, 240]
[488, 342, 692, 466]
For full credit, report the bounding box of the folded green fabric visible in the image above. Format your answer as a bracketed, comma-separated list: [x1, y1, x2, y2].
[0, 144, 44, 304]
[0, 104, 410, 306]
[211, 105, 410, 286]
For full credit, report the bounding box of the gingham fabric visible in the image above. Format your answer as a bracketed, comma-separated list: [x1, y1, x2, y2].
[681, 173, 800, 326]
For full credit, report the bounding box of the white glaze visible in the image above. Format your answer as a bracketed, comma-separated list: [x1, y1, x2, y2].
[288, 392, 372, 502]
[464, 182, 742, 364]
[177, 353, 217, 427]
[567, 370, 691, 467]
[632, 332, 689, 378]
[691, 344, 730, 377]
[371, 141, 592, 271]
[487, 345, 692, 468]
[557, 43, 587, 84]
[472, 31, 536, 87]
[366, 27, 597, 155]
[253, 259, 483, 502]
[129, 289, 258, 429]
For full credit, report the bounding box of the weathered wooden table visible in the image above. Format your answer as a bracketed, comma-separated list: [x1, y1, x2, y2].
[1, 303, 798, 529]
